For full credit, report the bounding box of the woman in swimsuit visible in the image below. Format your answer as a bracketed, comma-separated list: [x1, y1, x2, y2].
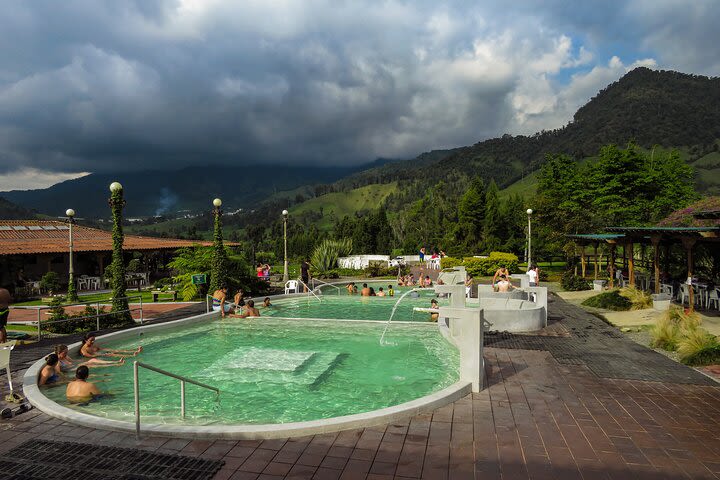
[38, 354, 61, 385]
[80, 333, 142, 359]
[212, 286, 231, 318]
[55, 344, 124, 372]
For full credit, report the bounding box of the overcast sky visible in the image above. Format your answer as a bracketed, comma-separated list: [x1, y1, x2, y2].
[1, 0, 719, 190]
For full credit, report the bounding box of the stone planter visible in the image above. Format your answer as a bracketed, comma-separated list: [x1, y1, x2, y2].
[652, 293, 672, 311]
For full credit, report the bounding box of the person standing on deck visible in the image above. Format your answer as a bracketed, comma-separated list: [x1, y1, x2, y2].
[0, 287, 11, 343]
[301, 259, 311, 292]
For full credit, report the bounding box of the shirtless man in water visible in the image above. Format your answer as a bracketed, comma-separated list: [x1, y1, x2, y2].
[236, 299, 261, 318]
[66, 366, 101, 403]
[495, 275, 513, 292]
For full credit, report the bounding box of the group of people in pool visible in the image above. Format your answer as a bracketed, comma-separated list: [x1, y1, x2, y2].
[397, 274, 434, 287]
[38, 333, 143, 403]
[212, 287, 272, 318]
[344, 283, 396, 297]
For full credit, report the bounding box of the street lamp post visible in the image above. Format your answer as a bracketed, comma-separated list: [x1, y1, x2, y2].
[66, 208, 78, 302]
[282, 210, 289, 282]
[526, 208, 533, 272]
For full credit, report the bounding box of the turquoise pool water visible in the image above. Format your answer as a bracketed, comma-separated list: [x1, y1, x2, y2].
[265, 284, 446, 322]
[42, 318, 459, 425]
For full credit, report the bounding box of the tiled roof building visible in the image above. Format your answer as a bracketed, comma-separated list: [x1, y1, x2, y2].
[0, 220, 211, 255]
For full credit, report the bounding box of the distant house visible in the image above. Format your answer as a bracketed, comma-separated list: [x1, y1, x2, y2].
[0, 220, 214, 291]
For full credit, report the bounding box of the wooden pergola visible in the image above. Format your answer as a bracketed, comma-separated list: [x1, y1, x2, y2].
[569, 226, 720, 311]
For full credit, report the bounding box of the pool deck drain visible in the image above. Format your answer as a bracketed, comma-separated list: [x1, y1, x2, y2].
[0, 439, 223, 479]
[2, 295, 720, 479]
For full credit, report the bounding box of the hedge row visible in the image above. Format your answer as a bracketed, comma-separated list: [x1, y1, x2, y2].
[439, 252, 519, 277]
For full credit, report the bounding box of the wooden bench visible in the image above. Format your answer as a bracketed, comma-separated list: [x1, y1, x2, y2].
[151, 290, 178, 302]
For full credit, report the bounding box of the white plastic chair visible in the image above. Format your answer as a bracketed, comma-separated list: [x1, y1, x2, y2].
[709, 288, 720, 311]
[679, 284, 690, 305]
[0, 341, 17, 396]
[284, 280, 299, 294]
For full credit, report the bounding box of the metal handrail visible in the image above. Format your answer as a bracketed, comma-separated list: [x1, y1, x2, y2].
[133, 361, 219, 438]
[297, 279, 322, 302]
[310, 278, 342, 294]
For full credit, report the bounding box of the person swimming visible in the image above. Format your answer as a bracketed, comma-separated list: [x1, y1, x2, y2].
[388, 285, 394, 297]
[376, 287, 386, 297]
[262, 297, 272, 307]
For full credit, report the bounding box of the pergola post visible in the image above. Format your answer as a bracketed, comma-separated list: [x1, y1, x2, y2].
[682, 237, 697, 311]
[627, 239, 635, 288]
[593, 242, 599, 280]
[608, 241, 616, 289]
[651, 235, 662, 294]
[580, 244, 587, 278]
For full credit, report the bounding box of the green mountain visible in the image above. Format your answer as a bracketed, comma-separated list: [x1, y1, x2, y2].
[0, 196, 37, 219]
[0, 163, 388, 218]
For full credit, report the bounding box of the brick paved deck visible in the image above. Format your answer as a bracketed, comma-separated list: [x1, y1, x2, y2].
[2, 295, 719, 479]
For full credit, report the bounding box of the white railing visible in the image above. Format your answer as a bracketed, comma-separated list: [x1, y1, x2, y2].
[133, 361, 219, 438]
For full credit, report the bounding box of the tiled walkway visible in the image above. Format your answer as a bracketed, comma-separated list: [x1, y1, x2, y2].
[2, 296, 720, 479]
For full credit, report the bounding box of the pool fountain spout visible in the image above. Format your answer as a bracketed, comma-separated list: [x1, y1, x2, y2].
[379, 288, 419, 345]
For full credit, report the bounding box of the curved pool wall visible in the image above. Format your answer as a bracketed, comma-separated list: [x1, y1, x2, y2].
[23, 309, 471, 439]
[467, 286, 547, 333]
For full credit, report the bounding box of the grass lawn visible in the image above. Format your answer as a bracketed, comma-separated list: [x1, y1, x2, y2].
[14, 290, 182, 306]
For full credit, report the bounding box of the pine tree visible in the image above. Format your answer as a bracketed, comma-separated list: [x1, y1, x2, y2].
[482, 180, 501, 252]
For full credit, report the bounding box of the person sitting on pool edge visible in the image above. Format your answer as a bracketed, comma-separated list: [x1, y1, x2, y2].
[212, 286, 232, 318]
[235, 299, 261, 318]
[262, 297, 272, 307]
[66, 365, 102, 403]
[233, 289, 246, 313]
[80, 333, 142, 359]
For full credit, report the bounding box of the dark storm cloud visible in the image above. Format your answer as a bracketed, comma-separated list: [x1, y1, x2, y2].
[0, 0, 718, 186]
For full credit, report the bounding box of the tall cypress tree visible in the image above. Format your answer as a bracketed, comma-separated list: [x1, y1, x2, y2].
[209, 199, 228, 292]
[108, 182, 132, 324]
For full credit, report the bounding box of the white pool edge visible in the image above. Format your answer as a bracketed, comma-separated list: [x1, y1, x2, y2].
[23, 309, 470, 439]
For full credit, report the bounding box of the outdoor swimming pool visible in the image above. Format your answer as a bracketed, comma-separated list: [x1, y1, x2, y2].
[40, 317, 459, 425]
[265, 285, 447, 321]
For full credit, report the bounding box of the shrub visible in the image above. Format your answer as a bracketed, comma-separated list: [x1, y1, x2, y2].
[582, 290, 632, 311]
[650, 306, 702, 352]
[619, 287, 653, 310]
[310, 238, 353, 275]
[678, 328, 720, 365]
[40, 271, 63, 295]
[365, 264, 409, 278]
[461, 252, 520, 277]
[650, 315, 681, 351]
[561, 272, 591, 291]
[440, 257, 463, 269]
